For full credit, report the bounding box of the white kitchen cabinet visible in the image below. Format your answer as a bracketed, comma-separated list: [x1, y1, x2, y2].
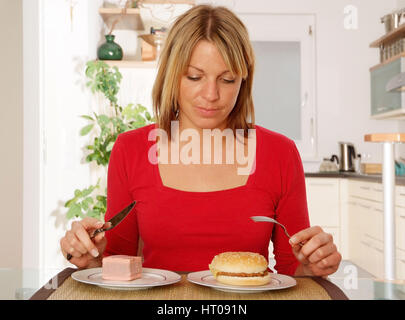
[305, 178, 340, 227]
[305, 176, 405, 279]
[396, 185, 405, 207]
[305, 178, 344, 258]
[397, 248, 405, 280]
[346, 179, 405, 279]
[347, 179, 384, 278]
[396, 206, 405, 251]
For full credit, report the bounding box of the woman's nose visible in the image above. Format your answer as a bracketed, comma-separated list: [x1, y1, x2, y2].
[201, 80, 219, 101]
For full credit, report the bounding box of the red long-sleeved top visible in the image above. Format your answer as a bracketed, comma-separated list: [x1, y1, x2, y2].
[103, 123, 310, 275]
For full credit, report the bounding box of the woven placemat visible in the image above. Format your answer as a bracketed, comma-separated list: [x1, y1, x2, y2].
[30, 268, 348, 300]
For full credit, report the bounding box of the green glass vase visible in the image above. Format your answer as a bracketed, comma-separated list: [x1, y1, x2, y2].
[97, 34, 123, 60]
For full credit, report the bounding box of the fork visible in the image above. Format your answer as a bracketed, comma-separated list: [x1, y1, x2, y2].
[250, 216, 304, 246]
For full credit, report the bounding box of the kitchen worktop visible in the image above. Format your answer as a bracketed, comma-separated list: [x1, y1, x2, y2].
[305, 171, 405, 186]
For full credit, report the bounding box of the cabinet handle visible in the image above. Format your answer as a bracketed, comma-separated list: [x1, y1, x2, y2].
[360, 240, 372, 247]
[360, 186, 371, 190]
[373, 247, 383, 253]
[373, 188, 382, 192]
[364, 233, 382, 242]
[399, 215, 405, 219]
[359, 204, 371, 209]
[400, 260, 405, 264]
[309, 183, 335, 187]
[374, 208, 384, 213]
[399, 193, 405, 197]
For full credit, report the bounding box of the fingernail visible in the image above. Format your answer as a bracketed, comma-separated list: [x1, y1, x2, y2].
[289, 236, 297, 245]
[91, 249, 99, 257]
[96, 221, 103, 228]
[298, 253, 305, 261]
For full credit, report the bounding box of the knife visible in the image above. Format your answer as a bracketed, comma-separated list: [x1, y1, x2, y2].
[66, 200, 136, 261]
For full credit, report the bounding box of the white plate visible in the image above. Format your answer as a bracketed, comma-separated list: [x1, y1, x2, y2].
[71, 267, 181, 290]
[187, 270, 296, 293]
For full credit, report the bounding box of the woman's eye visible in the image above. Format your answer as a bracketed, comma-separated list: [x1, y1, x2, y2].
[223, 79, 235, 83]
[187, 76, 201, 81]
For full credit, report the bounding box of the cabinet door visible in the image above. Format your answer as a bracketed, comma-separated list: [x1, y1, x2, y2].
[370, 57, 402, 116]
[322, 227, 340, 254]
[356, 198, 383, 242]
[397, 249, 405, 280]
[396, 185, 405, 207]
[306, 178, 340, 227]
[347, 199, 365, 266]
[396, 207, 405, 251]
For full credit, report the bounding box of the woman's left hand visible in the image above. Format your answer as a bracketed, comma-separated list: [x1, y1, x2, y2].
[289, 226, 342, 277]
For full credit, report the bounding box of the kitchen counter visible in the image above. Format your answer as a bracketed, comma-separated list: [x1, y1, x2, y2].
[305, 171, 405, 186]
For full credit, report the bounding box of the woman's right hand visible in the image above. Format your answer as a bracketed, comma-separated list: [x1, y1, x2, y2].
[60, 217, 110, 269]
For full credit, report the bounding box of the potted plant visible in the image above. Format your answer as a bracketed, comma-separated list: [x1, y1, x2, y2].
[64, 60, 155, 221]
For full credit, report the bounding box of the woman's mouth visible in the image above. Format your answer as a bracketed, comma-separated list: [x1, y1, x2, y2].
[196, 106, 220, 117]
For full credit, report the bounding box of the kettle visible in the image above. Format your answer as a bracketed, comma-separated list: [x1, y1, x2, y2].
[338, 142, 359, 172]
[319, 154, 339, 172]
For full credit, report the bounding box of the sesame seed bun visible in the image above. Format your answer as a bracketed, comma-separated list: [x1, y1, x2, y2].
[209, 252, 271, 286]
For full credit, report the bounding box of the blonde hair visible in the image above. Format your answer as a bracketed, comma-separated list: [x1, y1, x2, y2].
[151, 4, 255, 140]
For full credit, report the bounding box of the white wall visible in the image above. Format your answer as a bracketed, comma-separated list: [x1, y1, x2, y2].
[0, 0, 23, 268]
[198, 0, 403, 171]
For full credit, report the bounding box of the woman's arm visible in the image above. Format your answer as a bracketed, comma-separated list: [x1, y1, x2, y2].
[103, 134, 139, 257]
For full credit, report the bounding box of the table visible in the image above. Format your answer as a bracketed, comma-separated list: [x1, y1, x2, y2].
[1, 261, 405, 300]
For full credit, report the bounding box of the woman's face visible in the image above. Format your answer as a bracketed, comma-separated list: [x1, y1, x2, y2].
[178, 40, 242, 131]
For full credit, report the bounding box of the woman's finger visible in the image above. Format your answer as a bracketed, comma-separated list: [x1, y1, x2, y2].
[75, 218, 104, 231]
[60, 237, 82, 259]
[66, 230, 87, 255]
[307, 242, 337, 264]
[93, 231, 105, 243]
[289, 226, 323, 246]
[297, 232, 333, 261]
[315, 251, 342, 269]
[75, 226, 100, 258]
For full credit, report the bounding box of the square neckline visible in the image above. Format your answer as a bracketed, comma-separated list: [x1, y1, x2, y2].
[151, 124, 261, 195]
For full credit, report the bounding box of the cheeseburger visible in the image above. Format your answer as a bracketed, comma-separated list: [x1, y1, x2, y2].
[209, 252, 271, 286]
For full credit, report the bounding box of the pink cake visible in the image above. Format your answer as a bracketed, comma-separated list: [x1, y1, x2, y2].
[102, 255, 142, 281]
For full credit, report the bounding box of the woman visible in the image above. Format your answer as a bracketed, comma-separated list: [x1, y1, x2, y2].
[60, 4, 341, 277]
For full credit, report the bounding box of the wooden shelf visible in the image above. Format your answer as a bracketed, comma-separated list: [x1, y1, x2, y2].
[365, 133, 405, 142]
[99, 8, 144, 31]
[101, 59, 158, 69]
[370, 23, 405, 48]
[370, 52, 405, 71]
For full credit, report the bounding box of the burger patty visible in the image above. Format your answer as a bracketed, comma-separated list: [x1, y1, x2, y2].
[216, 270, 269, 277]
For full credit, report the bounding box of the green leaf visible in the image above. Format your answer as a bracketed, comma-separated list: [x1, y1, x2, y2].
[145, 111, 151, 121]
[106, 141, 114, 152]
[80, 124, 94, 136]
[81, 186, 94, 197]
[64, 197, 77, 208]
[74, 189, 82, 197]
[66, 203, 82, 219]
[80, 115, 94, 121]
[98, 115, 110, 125]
